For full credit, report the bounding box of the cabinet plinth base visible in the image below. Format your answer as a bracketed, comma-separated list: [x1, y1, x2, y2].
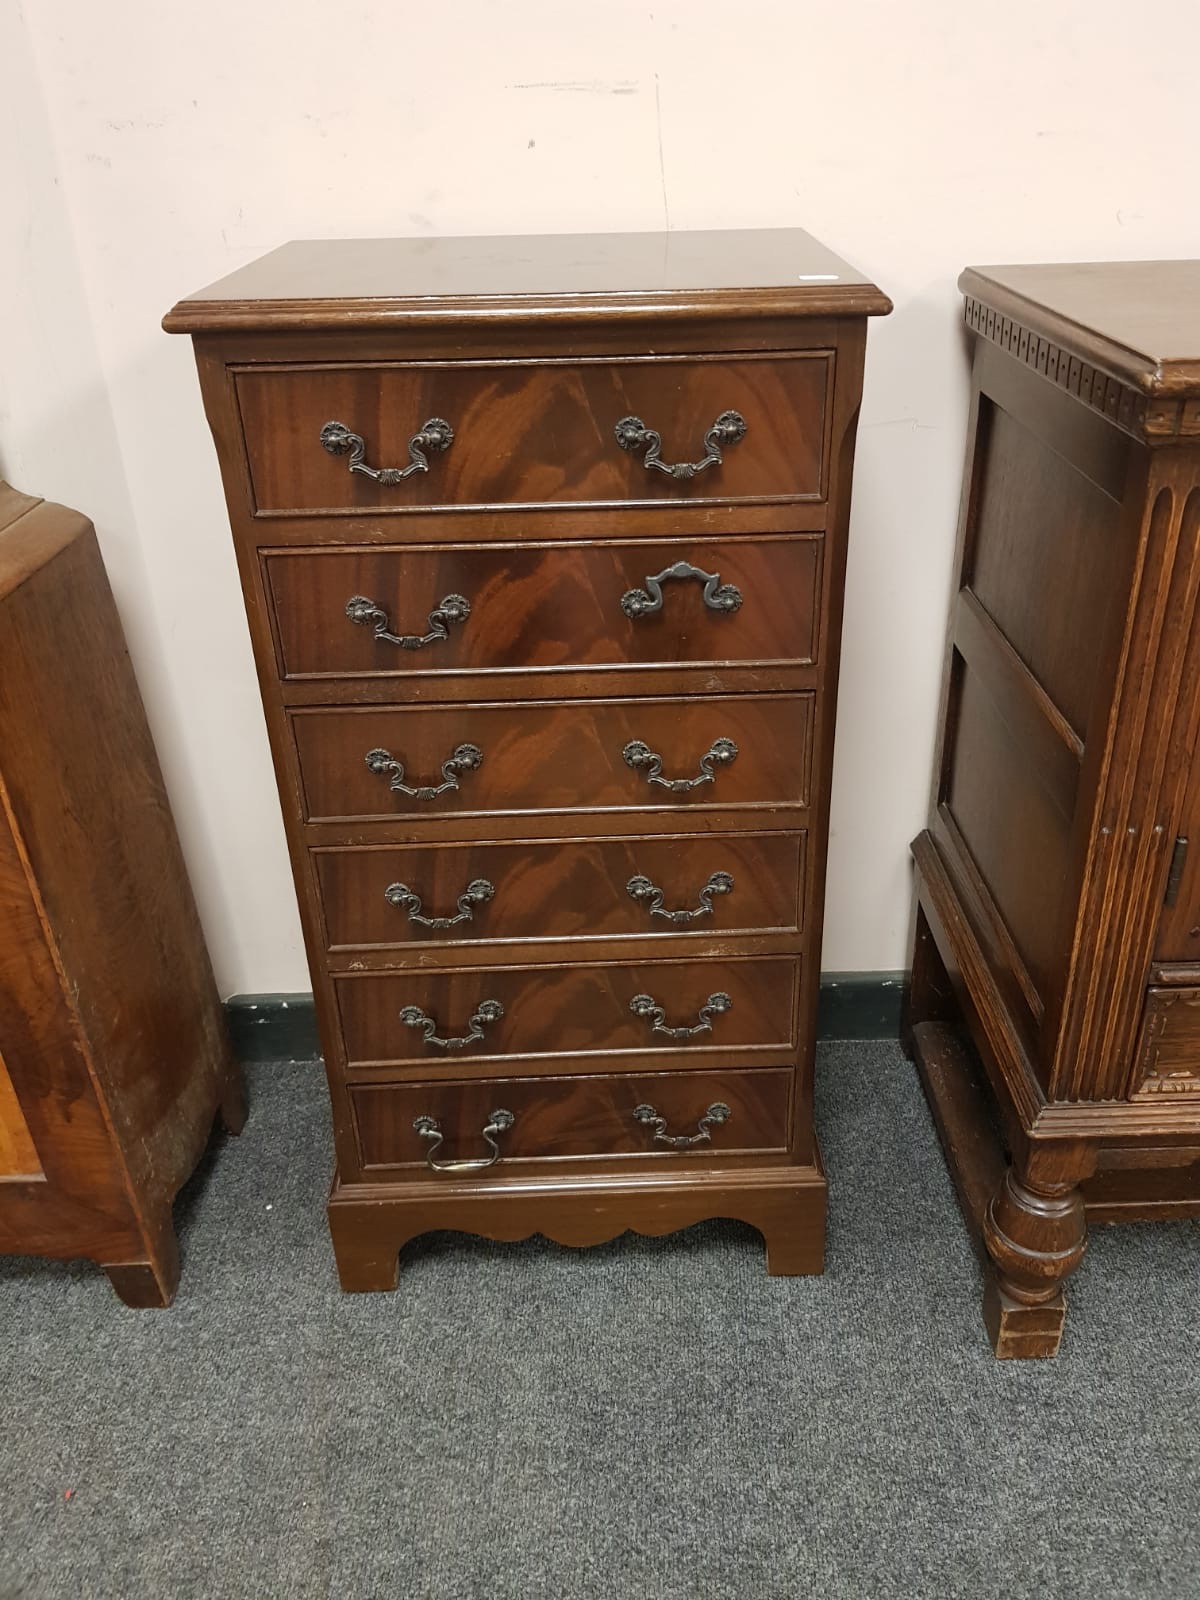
[982, 1279, 1067, 1360]
[327, 1156, 827, 1292]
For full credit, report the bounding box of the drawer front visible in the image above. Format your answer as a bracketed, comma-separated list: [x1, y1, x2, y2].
[236, 354, 830, 514]
[335, 957, 798, 1068]
[352, 1067, 792, 1169]
[266, 536, 822, 680]
[316, 832, 805, 951]
[1133, 987, 1200, 1100]
[292, 694, 813, 822]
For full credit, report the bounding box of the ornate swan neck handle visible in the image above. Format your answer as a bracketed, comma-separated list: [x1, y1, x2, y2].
[365, 743, 482, 802]
[620, 560, 742, 620]
[346, 593, 469, 650]
[384, 878, 495, 931]
[622, 737, 738, 794]
[632, 1101, 731, 1149]
[399, 999, 504, 1052]
[320, 417, 454, 484]
[629, 991, 733, 1041]
[413, 1109, 515, 1172]
[614, 410, 747, 480]
[626, 871, 734, 924]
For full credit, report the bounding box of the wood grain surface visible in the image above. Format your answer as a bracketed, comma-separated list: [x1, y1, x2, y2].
[0, 1047, 43, 1179]
[237, 353, 830, 514]
[335, 954, 799, 1070]
[315, 830, 805, 952]
[291, 693, 813, 822]
[265, 534, 822, 679]
[163, 226, 891, 332]
[0, 486, 243, 1304]
[351, 1066, 792, 1169]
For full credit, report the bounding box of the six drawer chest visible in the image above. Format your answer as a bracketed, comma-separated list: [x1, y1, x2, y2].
[166, 229, 889, 1288]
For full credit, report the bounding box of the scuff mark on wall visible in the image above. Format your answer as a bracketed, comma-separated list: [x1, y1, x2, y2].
[653, 74, 669, 232]
[509, 80, 639, 94]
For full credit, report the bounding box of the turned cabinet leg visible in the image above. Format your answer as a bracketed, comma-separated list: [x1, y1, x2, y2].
[981, 1163, 1088, 1359]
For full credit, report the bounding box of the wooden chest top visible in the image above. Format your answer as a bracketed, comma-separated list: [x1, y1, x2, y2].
[163, 228, 891, 332]
[961, 259, 1200, 400]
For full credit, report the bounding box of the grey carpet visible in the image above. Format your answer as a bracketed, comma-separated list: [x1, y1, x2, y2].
[2, 1042, 1198, 1600]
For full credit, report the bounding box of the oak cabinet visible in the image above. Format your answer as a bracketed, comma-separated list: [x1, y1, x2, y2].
[907, 261, 1200, 1357]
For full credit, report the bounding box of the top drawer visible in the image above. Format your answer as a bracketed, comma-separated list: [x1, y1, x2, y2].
[235, 354, 831, 516]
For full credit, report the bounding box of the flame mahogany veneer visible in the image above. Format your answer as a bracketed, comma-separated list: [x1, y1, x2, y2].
[166, 228, 889, 1287]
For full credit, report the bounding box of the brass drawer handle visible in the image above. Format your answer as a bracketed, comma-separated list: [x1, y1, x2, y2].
[320, 417, 454, 483]
[626, 871, 734, 924]
[633, 1101, 731, 1149]
[365, 743, 482, 801]
[346, 592, 470, 649]
[413, 1108, 515, 1172]
[384, 878, 495, 930]
[620, 560, 742, 620]
[614, 409, 746, 480]
[399, 998, 504, 1051]
[622, 736, 738, 794]
[629, 990, 732, 1040]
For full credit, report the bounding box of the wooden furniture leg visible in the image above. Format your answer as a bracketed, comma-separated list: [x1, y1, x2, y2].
[218, 1069, 248, 1136]
[982, 1156, 1089, 1359]
[910, 1006, 1095, 1358]
[103, 1213, 181, 1309]
[327, 1199, 401, 1293]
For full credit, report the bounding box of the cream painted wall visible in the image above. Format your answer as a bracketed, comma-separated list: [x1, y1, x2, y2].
[2, 0, 1197, 993]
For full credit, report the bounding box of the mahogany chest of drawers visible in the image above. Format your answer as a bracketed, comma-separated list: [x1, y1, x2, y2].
[906, 261, 1200, 1357]
[0, 483, 243, 1306]
[166, 229, 889, 1288]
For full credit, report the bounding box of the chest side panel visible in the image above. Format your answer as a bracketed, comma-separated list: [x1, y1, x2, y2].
[0, 525, 233, 1209]
[934, 339, 1137, 1086]
[0, 782, 137, 1257]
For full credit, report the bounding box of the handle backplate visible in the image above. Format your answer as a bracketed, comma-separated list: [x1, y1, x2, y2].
[384, 878, 495, 930]
[346, 592, 469, 650]
[622, 737, 738, 794]
[632, 1101, 732, 1149]
[629, 990, 732, 1041]
[365, 743, 482, 802]
[320, 417, 454, 484]
[620, 560, 742, 621]
[626, 870, 734, 924]
[614, 410, 747, 480]
[399, 998, 504, 1051]
[413, 1108, 515, 1172]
